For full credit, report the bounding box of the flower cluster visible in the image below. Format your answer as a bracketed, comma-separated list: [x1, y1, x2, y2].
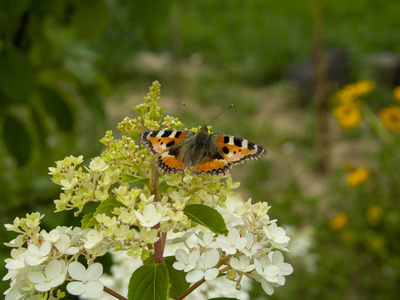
[333, 80, 375, 130]
[3, 213, 108, 299]
[172, 199, 293, 295]
[3, 82, 292, 299]
[333, 81, 400, 132]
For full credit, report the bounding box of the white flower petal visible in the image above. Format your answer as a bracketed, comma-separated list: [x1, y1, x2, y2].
[65, 247, 79, 255]
[173, 261, 185, 270]
[261, 280, 275, 295]
[25, 255, 47, 266]
[230, 257, 240, 270]
[28, 272, 45, 284]
[228, 229, 240, 241]
[5, 260, 25, 270]
[186, 269, 204, 283]
[49, 273, 66, 288]
[85, 280, 104, 297]
[67, 281, 85, 295]
[175, 249, 188, 262]
[204, 268, 218, 281]
[264, 265, 280, 277]
[280, 263, 294, 276]
[45, 260, 62, 279]
[187, 250, 200, 263]
[203, 249, 219, 268]
[86, 263, 103, 281]
[203, 232, 214, 245]
[35, 282, 52, 292]
[68, 262, 86, 281]
[235, 238, 248, 250]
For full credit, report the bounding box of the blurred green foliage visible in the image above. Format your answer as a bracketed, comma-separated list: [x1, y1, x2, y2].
[0, 0, 111, 293]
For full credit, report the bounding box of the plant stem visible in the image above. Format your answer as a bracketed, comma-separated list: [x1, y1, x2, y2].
[313, 0, 330, 173]
[362, 104, 393, 144]
[175, 278, 206, 300]
[150, 156, 165, 263]
[104, 286, 127, 300]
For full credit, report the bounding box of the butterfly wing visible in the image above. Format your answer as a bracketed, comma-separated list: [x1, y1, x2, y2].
[211, 134, 267, 165]
[192, 133, 266, 175]
[139, 130, 195, 174]
[192, 155, 231, 175]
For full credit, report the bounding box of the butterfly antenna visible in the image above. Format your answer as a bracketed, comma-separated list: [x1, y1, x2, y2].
[182, 102, 200, 124]
[207, 104, 233, 126]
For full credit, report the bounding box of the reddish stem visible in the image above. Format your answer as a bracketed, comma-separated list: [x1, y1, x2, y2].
[103, 285, 127, 300]
[175, 278, 206, 300]
[150, 157, 165, 263]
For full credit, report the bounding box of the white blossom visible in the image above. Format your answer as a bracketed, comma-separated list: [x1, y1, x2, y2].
[267, 251, 293, 284]
[264, 223, 290, 249]
[5, 249, 26, 271]
[67, 262, 104, 297]
[41, 229, 62, 243]
[84, 230, 104, 250]
[135, 203, 162, 227]
[186, 249, 220, 283]
[216, 229, 247, 255]
[25, 241, 51, 266]
[3, 235, 24, 248]
[229, 255, 255, 273]
[60, 178, 78, 191]
[173, 249, 200, 272]
[89, 157, 109, 172]
[55, 234, 79, 255]
[198, 232, 216, 248]
[28, 260, 67, 292]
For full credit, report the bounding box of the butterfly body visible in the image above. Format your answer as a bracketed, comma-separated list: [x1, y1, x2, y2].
[140, 125, 266, 175]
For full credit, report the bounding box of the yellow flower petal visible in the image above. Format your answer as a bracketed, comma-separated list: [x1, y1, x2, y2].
[330, 213, 348, 231]
[346, 167, 370, 187]
[380, 106, 400, 132]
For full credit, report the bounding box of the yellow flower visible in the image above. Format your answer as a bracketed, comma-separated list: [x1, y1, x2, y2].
[335, 80, 375, 104]
[335, 86, 359, 104]
[393, 86, 400, 102]
[380, 106, 400, 132]
[353, 80, 375, 97]
[346, 167, 370, 187]
[333, 103, 362, 130]
[366, 205, 382, 226]
[330, 213, 348, 231]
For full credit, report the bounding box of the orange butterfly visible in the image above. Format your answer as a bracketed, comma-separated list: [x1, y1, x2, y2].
[140, 125, 266, 175]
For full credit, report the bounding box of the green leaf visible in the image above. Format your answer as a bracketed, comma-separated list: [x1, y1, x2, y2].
[81, 197, 125, 229]
[128, 264, 168, 300]
[72, 0, 109, 40]
[128, 130, 142, 141]
[141, 257, 189, 298]
[81, 213, 95, 229]
[2, 113, 31, 166]
[122, 174, 150, 184]
[39, 87, 74, 132]
[184, 204, 228, 235]
[164, 257, 190, 298]
[0, 50, 33, 103]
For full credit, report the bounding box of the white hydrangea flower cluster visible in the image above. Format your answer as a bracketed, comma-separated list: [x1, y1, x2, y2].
[171, 198, 293, 296]
[3, 213, 108, 299]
